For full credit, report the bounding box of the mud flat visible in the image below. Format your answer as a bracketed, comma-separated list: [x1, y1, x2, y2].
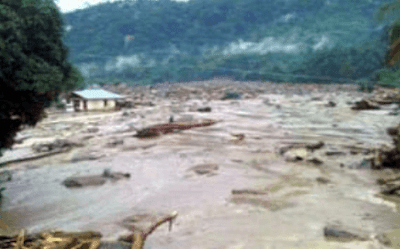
[1, 79, 400, 248]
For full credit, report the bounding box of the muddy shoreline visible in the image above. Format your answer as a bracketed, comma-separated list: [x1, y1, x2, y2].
[1, 79, 400, 248]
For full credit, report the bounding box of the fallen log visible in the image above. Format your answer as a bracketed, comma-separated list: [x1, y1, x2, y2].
[119, 211, 178, 249]
[0, 148, 71, 168]
[381, 184, 400, 195]
[134, 120, 218, 138]
[231, 189, 268, 195]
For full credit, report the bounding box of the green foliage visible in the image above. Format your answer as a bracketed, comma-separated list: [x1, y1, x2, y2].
[61, 0, 398, 85]
[0, 0, 83, 152]
[356, 78, 375, 92]
[56, 102, 66, 110]
[377, 67, 400, 87]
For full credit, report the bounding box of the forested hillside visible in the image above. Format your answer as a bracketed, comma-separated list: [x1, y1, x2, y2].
[62, 0, 399, 86]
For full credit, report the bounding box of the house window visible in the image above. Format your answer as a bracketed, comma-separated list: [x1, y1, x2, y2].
[104, 100, 108, 107]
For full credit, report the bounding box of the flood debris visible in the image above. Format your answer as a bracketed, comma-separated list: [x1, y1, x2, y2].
[306, 157, 324, 165]
[316, 177, 330, 184]
[380, 184, 400, 196]
[351, 99, 380, 110]
[325, 101, 336, 107]
[323, 224, 370, 242]
[32, 139, 82, 153]
[374, 123, 400, 169]
[375, 233, 392, 246]
[0, 171, 12, 183]
[87, 127, 99, 133]
[279, 141, 324, 155]
[305, 141, 325, 152]
[62, 169, 130, 188]
[231, 189, 268, 195]
[230, 133, 245, 144]
[0, 171, 12, 200]
[325, 150, 346, 156]
[0, 230, 102, 249]
[0, 212, 177, 249]
[197, 107, 212, 112]
[70, 151, 104, 163]
[284, 148, 308, 162]
[221, 92, 241, 100]
[371, 87, 400, 105]
[134, 119, 218, 138]
[119, 211, 178, 249]
[106, 138, 124, 148]
[188, 164, 219, 176]
[351, 88, 400, 110]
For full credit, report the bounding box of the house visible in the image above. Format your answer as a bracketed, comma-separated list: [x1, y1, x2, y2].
[67, 89, 126, 112]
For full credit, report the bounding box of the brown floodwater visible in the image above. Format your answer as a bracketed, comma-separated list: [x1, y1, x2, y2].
[1, 84, 400, 248]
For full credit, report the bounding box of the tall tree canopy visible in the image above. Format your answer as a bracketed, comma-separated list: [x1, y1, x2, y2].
[0, 0, 84, 153]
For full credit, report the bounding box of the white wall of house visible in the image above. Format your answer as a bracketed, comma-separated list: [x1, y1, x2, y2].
[87, 100, 116, 111]
[70, 98, 117, 112]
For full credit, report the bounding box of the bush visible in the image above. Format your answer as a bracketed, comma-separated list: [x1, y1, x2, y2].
[56, 102, 66, 110]
[356, 79, 375, 93]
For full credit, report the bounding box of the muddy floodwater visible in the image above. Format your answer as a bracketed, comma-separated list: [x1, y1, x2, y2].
[1, 80, 400, 248]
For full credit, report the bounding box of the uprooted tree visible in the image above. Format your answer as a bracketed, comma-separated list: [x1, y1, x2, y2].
[0, 0, 84, 154]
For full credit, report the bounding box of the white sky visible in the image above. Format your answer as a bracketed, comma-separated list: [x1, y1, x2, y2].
[56, 0, 189, 13]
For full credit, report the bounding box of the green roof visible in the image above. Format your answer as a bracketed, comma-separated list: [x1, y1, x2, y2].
[72, 89, 125, 100]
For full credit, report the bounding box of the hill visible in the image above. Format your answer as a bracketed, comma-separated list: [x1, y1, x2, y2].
[62, 0, 398, 86]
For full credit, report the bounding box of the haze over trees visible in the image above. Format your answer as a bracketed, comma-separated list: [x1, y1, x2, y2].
[62, 0, 400, 86]
[0, 0, 84, 152]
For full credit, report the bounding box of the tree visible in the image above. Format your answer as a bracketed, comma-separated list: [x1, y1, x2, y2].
[376, 0, 400, 65]
[0, 0, 84, 154]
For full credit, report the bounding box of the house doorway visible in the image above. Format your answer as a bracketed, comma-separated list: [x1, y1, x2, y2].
[73, 100, 80, 112]
[83, 100, 88, 111]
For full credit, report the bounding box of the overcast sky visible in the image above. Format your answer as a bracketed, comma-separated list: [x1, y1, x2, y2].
[56, 0, 188, 13]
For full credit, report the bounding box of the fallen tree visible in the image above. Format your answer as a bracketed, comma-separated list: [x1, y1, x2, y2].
[0, 211, 178, 249]
[134, 119, 218, 138]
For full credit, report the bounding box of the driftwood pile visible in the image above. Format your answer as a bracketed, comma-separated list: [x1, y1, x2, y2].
[0, 212, 178, 249]
[375, 123, 400, 169]
[352, 87, 400, 110]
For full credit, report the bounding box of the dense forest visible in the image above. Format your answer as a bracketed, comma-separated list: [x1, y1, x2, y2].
[62, 0, 400, 87]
